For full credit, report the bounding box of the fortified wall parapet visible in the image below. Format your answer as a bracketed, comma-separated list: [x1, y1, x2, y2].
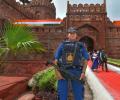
[3, 0, 33, 19]
[68, 3, 105, 13]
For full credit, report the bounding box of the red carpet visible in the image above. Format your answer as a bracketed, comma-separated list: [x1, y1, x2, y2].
[88, 61, 120, 100]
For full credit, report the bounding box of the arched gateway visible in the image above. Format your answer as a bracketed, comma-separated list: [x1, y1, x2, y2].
[76, 24, 99, 51]
[80, 36, 94, 52]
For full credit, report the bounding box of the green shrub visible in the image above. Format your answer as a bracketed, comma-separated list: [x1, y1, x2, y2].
[28, 67, 57, 92]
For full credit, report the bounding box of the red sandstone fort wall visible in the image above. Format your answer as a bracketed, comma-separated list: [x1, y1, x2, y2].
[106, 27, 120, 58]
[24, 0, 56, 19]
[0, 0, 120, 60]
[0, 0, 32, 22]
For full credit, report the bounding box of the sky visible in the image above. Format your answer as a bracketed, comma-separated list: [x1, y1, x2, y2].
[53, 0, 120, 21]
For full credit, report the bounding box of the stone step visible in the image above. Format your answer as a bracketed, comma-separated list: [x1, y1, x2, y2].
[0, 76, 29, 100]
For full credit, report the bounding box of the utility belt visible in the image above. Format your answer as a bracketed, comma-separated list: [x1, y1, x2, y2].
[60, 64, 83, 70]
[58, 65, 83, 81]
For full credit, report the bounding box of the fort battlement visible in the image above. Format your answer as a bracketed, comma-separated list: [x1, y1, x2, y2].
[24, 0, 56, 19]
[26, 0, 55, 9]
[3, 0, 33, 19]
[1, 0, 56, 20]
[68, 3, 106, 13]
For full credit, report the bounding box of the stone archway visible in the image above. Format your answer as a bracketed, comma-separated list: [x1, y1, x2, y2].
[79, 36, 94, 52]
[77, 24, 99, 50]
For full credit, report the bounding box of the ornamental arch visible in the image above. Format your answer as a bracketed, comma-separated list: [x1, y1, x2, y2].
[76, 24, 100, 50]
[79, 36, 94, 52]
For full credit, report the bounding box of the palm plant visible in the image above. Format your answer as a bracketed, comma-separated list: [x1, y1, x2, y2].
[0, 23, 45, 71]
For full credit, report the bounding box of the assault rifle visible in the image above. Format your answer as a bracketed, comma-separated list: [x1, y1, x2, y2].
[46, 60, 85, 84]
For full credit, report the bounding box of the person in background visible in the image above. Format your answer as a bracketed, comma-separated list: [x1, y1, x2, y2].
[91, 50, 99, 71]
[98, 49, 108, 72]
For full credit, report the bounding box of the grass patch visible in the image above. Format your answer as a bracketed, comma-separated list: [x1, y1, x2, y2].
[108, 58, 120, 67]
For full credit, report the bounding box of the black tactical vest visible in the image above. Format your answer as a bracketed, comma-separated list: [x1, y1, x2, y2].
[59, 41, 84, 68]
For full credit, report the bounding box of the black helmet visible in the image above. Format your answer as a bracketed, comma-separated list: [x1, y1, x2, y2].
[67, 27, 77, 33]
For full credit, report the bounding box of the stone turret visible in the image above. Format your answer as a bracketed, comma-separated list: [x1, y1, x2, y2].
[104, 0, 106, 12]
[24, 0, 56, 19]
